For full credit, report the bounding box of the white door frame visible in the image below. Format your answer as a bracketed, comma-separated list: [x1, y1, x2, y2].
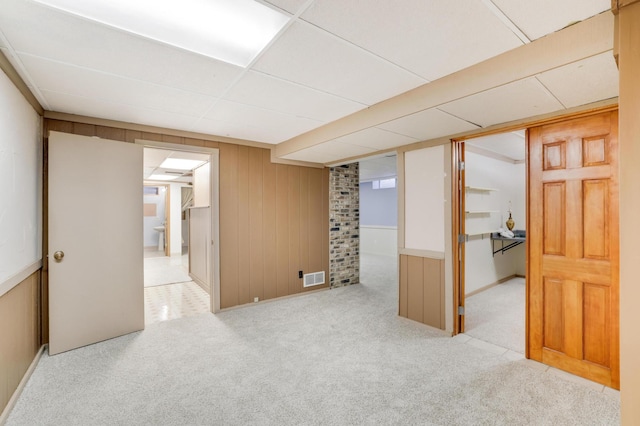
[136, 139, 221, 313]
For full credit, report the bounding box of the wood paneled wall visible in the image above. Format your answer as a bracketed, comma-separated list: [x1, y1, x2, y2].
[399, 254, 445, 329]
[43, 119, 330, 312]
[0, 271, 40, 416]
[219, 144, 329, 308]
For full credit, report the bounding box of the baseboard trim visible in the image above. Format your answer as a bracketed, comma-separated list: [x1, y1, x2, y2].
[465, 274, 517, 298]
[218, 286, 330, 313]
[0, 344, 46, 425]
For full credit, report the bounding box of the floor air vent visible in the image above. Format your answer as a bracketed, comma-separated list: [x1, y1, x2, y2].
[303, 271, 325, 288]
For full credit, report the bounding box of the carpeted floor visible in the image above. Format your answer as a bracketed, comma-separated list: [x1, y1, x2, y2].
[464, 277, 525, 353]
[6, 255, 619, 425]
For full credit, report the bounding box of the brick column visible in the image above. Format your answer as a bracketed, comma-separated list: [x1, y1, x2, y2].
[329, 163, 359, 288]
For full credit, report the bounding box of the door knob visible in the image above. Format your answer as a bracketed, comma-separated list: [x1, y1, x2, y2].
[53, 251, 65, 262]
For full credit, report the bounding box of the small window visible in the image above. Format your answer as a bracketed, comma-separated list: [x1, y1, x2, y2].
[372, 178, 396, 190]
[144, 186, 159, 196]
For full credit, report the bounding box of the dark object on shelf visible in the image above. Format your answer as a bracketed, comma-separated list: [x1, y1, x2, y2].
[491, 229, 526, 256]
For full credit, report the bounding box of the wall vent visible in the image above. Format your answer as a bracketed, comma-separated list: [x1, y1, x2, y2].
[303, 271, 325, 288]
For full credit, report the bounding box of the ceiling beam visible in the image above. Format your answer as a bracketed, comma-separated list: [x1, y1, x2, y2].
[274, 12, 614, 159]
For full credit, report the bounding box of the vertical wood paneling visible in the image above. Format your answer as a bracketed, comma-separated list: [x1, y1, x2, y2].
[299, 168, 310, 279]
[407, 255, 424, 323]
[322, 168, 330, 276]
[399, 255, 408, 317]
[399, 254, 444, 329]
[0, 271, 39, 415]
[237, 146, 251, 305]
[248, 148, 264, 301]
[423, 257, 441, 328]
[288, 167, 301, 294]
[308, 168, 323, 274]
[219, 144, 239, 309]
[275, 165, 290, 297]
[43, 119, 330, 311]
[262, 150, 277, 300]
[96, 126, 125, 141]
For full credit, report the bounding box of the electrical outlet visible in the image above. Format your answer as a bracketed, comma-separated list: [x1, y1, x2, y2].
[254, 297, 259, 303]
[298, 270, 303, 278]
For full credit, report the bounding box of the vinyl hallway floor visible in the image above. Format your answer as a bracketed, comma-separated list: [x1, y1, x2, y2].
[143, 249, 209, 325]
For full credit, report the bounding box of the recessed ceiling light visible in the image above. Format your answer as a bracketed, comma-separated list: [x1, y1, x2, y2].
[34, 0, 290, 67]
[160, 158, 207, 170]
[148, 174, 179, 181]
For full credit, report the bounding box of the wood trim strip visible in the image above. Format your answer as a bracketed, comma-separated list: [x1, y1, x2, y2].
[0, 260, 42, 298]
[0, 344, 46, 424]
[465, 274, 518, 298]
[398, 248, 444, 259]
[0, 50, 43, 115]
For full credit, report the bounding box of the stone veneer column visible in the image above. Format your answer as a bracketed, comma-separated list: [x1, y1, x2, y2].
[329, 163, 359, 288]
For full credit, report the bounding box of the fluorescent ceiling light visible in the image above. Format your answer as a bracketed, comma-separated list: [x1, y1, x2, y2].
[149, 174, 179, 181]
[160, 158, 206, 170]
[34, 0, 289, 67]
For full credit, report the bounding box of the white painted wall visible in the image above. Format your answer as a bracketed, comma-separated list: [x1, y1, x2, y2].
[360, 226, 397, 256]
[169, 182, 189, 256]
[464, 151, 525, 295]
[404, 145, 445, 253]
[0, 69, 42, 285]
[193, 162, 210, 207]
[142, 187, 166, 247]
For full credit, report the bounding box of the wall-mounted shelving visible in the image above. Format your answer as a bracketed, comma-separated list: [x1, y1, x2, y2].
[465, 186, 498, 192]
[465, 210, 499, 215]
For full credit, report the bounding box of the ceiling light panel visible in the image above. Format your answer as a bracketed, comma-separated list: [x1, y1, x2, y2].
[33, 0, 290, 67]
[0, 0, 245, 97]
[160, 158, 206, 170]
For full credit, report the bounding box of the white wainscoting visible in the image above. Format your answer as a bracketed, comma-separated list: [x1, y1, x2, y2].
[360, 226, 398, 257]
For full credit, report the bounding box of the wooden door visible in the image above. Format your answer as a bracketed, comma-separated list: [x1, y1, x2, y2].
[528, 111, 619, 388]
[48, 131, 144, 355]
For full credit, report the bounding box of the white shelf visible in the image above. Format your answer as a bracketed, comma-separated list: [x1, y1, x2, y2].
[465, 186, 498, 192]
[466, 210, 499, 214]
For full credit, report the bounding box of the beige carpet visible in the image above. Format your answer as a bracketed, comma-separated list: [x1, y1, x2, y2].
[464, 277, 525, 353]
[6, 256, 619, 425]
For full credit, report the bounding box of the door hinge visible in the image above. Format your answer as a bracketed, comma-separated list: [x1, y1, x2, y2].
[458, 306, 465, 315]
[458, 161, 465, 171]
[458, 234, 466, 243]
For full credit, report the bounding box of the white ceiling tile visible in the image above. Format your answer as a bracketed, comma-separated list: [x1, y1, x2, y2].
[0, 0, 243, 97]
[492, 0, 610, 41]
[377, 108, 480, 141]
[253, 21, 426, 105]
[300, 0, 523, 81]
[466, 131, 526, 162]
[537, 51, 618, 109]
[224, 71, 365, 122]
[20, 55, 216, 116]
[41, 90, 202, 131]
[261, 0, 308, 14]
[439, 78, 565, 128]
[199, 100, 324, 143]
[332, 128, 418, 151]
[143, 148, 171, 169]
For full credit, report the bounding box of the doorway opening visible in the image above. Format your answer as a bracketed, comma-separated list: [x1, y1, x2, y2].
[455, 130, 527, 354]
[142, 145, 217, 325]
[358, 154, 399, 298]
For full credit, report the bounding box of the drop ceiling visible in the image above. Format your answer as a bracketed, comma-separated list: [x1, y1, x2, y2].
[143, 148, 210, 183]
[0, 0, 618, 166]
